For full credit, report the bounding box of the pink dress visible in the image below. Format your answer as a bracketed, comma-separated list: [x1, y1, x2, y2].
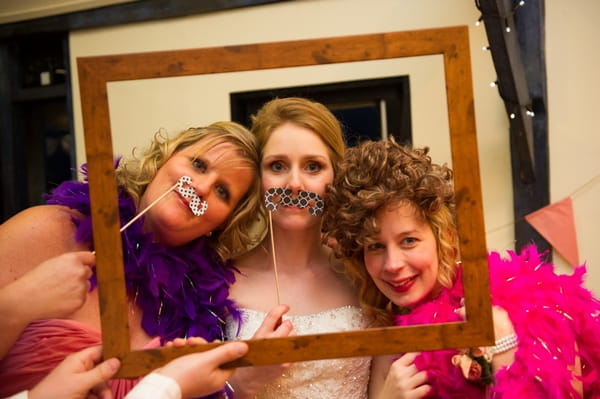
[0, 319, 159, 398]
[0, 174, 238, 399]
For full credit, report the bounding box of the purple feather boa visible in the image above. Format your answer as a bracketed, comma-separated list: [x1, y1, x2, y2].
[45, 175, 240, 345]
[394, 245, 600, 398]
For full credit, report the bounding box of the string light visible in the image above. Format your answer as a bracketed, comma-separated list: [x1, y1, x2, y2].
[479, 0, 535, 120]
[506, 1, 527, 32]
[506, 105, 536, 121]
[513, 0, 525, 12]
[475, 0, 526, 28]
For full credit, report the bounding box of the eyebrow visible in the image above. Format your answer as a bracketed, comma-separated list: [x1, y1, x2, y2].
[262, 153, 330, 162]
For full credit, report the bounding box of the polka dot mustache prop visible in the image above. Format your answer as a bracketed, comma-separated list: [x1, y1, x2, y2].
[264, 187, 324, 216]
[177, 175, 208, 216]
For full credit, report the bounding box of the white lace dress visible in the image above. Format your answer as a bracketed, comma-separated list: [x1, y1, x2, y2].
[226, 306, 371, 399]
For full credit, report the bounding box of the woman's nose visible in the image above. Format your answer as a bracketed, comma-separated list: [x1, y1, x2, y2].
[285, 167, 303, 192]
[383, 249, 406, 274]
[193, 172, 218, 197]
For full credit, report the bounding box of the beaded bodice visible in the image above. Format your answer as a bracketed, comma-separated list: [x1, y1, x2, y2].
[226, 306, 371, 399]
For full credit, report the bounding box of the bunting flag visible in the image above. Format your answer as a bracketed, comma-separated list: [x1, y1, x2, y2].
[524, 197, 579, 266]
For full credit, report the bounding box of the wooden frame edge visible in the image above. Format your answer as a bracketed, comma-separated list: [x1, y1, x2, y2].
[77, 25, 494, 378]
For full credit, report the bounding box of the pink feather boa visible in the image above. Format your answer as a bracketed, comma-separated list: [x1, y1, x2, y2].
[394, 245, 600, 398]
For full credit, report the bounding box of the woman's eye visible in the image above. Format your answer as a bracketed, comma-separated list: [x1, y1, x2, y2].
[270, 161, 284, 172]
[402, 237, 418, 246]
[216, 185, 231, 202]
[193, 158, 207, 172]
[306, 162, 322, 173]
[366, 242, 384, 251]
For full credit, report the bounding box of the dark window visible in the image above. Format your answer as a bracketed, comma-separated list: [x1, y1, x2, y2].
[230, 76, 411, 147]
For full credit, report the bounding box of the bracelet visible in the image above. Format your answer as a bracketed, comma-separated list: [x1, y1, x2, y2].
[489, 333, 519, 356]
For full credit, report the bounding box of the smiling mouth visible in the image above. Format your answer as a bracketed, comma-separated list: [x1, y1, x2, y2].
[389, 276, 417, 288]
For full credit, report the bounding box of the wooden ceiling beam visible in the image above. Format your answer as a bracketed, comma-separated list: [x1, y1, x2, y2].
[478, 0, 535, 183]
[477, 0, 550, 254]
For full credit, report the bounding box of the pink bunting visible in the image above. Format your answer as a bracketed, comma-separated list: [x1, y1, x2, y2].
[525, 197, 579, 266]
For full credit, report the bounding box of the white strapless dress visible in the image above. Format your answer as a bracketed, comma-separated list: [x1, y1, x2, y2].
[226, 306, 371, 399]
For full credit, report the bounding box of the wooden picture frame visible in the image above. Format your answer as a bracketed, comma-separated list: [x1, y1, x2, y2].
[77, 25, 493, 378]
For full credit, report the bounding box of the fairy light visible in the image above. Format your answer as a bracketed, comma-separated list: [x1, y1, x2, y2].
[507, 104, 536, 121]
[479, 0, 535, 121]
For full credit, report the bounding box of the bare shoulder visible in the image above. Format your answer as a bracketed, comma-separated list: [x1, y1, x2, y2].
[323, 252, 359, 303]
[0, 205, 86, 285]
[492, 305, 515, 338]
[230, 245, 283, 310]
[0, 204, 80, 240]
[232, 245, 274, 283]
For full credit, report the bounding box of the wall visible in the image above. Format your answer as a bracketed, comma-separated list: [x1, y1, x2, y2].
[68, 0, 599, 295]
[546, 0, 600, 293]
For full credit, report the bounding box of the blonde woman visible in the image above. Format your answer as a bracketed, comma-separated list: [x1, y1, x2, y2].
[0, 122, 261, 398]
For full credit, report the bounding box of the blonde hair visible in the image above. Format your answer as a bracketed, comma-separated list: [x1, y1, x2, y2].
[116, 121, 262, 261]
[323, 139, 459, 326]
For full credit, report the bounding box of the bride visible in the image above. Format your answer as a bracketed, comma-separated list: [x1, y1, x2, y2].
[226, 97, 371, 399]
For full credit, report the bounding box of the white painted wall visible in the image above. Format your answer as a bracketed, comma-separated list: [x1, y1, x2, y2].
[546, 0, 600, 293]
[67, 0, 599, 294]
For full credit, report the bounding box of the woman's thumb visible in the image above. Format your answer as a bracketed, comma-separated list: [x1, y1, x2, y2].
[85, 357, 121, 384]
[211, 342, 249, 366]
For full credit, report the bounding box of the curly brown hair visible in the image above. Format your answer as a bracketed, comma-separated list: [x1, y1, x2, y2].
[323, 139, 459, 326]
[115, 121, 262, 261]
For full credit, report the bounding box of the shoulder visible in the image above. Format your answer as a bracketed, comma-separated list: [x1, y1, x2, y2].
[4, 203, 79, 222]
[229, 245, 275, 309]
[0, 205, 85, 285]
[234, 245, 268, 270]
[232, 245, 272, 283]
[323, 254, 359, 303]
[492, 305, 516, 338]
[1, 205, 81, 238]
